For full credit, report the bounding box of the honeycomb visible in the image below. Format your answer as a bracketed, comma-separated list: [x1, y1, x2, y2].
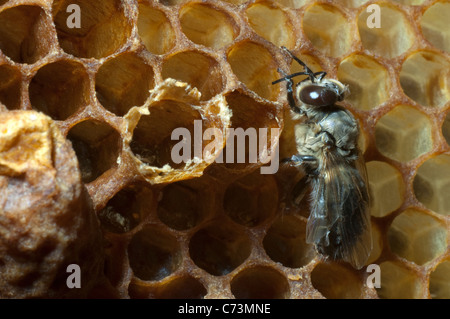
[0, 0, 449, 299]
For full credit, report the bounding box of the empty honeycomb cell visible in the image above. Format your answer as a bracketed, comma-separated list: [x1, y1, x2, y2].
[366, 161, 405, 218]
[52, 0, 132, 59]
[263, 215, 315, 268]
[159, 0, 190, 6]
[96, 52, 155, 117]
[230, 266, 290, 299]
[222, 91, 281, 170]
[0, 5, 53, 64]
[302, 4, 352, 58]
[413, 154, 450, 216]
[378, 261, 423, 299]
[0, 64, 21, 110]
[429, 259, 450, 299]
[189, 221, 251, 276]
[374, 105, 433, 162]
[367, 223, 383, 265]
[388, 208, 447, 265]
[393, 0, 426, 5]
[421, 1, 450, 53]
[29, 60, 89, 121]
[128, 275, 207, 298]
[67, 120, 121, 183]
[138, 2, 175, 55]
[157, 275, 207, 299]
[99, 183, 153, 234]
[400, 50, 450, 108]
[162, 51, 224, 101]
[273, 0, 308, 9]
[224, 171, 278, 227]
[130, 100, 202, 169]
[128, 225, 182, 281]
[157, 178, 213, 230]
[358, 3, 415, 59]
[337, 54, 390, 111]
[179, 3, 238, 49]
[341, 0, 370, 8]
[443, 111, 450, 145]
[310, 263, 363, 299]
[227, 41, 280, 100]
[245, 2, 295, 49]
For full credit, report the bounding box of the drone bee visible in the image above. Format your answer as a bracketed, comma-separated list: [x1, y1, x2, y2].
[273, 47, 372, 269]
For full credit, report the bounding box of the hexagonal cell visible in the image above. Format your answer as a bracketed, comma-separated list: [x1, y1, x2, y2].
[29, 60, 90, 121]
[67, 120, 121, 183]
[337, 54, 390, 111]
[0, 64, 21, 110]
[98, 183, 153, 234]
[138, 2, 175, 55]
[367, 223, 383, 265]
[227, 41, 279, 100]
[341, 0, 370, 8]
[429, 259, 450, 299]
[179, 3, 238, 49]
[222, 91, 281, 170]
[0, 5, 53, 64]
[374, 105, 433, 162]
[157, 177, 213, 231]
[400, 51, 450, 108]
[96, 52, 155, 117]
[224, 171, 278, 227]
[189, 221, 251, 276]
[388, 209, 447, 265]
[421, 1, 450, 53]
[245, 2, 295, 49]
[158, 0, 189, 5]
[263, 215, 315, 268]
[128, 275, 207, 299]
[128, 225, 182, 281]
[366, 161, 405, 218]
[230, 266, 290, 299]
[157, 275, 207, 299]
[52, 0, 132, 59]
[302, 4, 352, 58]
[310, 263, 363, 299]
[413, 154, 450, 216]
[162, 51, 224, 101]
[219, 0, 247, 5]
[443, 111, 450, 146]
[358, 3, 415, 58]
[272, 0, 307, 9]
[130, 100, 202, 169]
[392, 0, 427, 5]
[378, 261, 423, 299]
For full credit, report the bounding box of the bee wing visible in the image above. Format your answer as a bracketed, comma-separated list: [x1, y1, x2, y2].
[306, 150, 372, 269]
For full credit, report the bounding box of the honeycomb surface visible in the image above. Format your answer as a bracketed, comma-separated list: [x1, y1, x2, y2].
[0, 0, 449, 299]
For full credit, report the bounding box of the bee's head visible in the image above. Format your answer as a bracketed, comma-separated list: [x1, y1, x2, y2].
[296, 79, 347, 108]
[271, 47, 349, 108]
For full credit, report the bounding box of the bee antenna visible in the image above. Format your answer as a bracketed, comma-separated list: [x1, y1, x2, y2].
[280, 46, 317, 83]
[272, 71, 309, 85]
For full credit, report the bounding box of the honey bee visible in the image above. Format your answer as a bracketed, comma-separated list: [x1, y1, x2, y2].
[273, 47, 372, 269]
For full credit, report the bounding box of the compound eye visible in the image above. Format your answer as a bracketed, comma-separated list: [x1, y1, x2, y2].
[299, 85, 338, 107]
